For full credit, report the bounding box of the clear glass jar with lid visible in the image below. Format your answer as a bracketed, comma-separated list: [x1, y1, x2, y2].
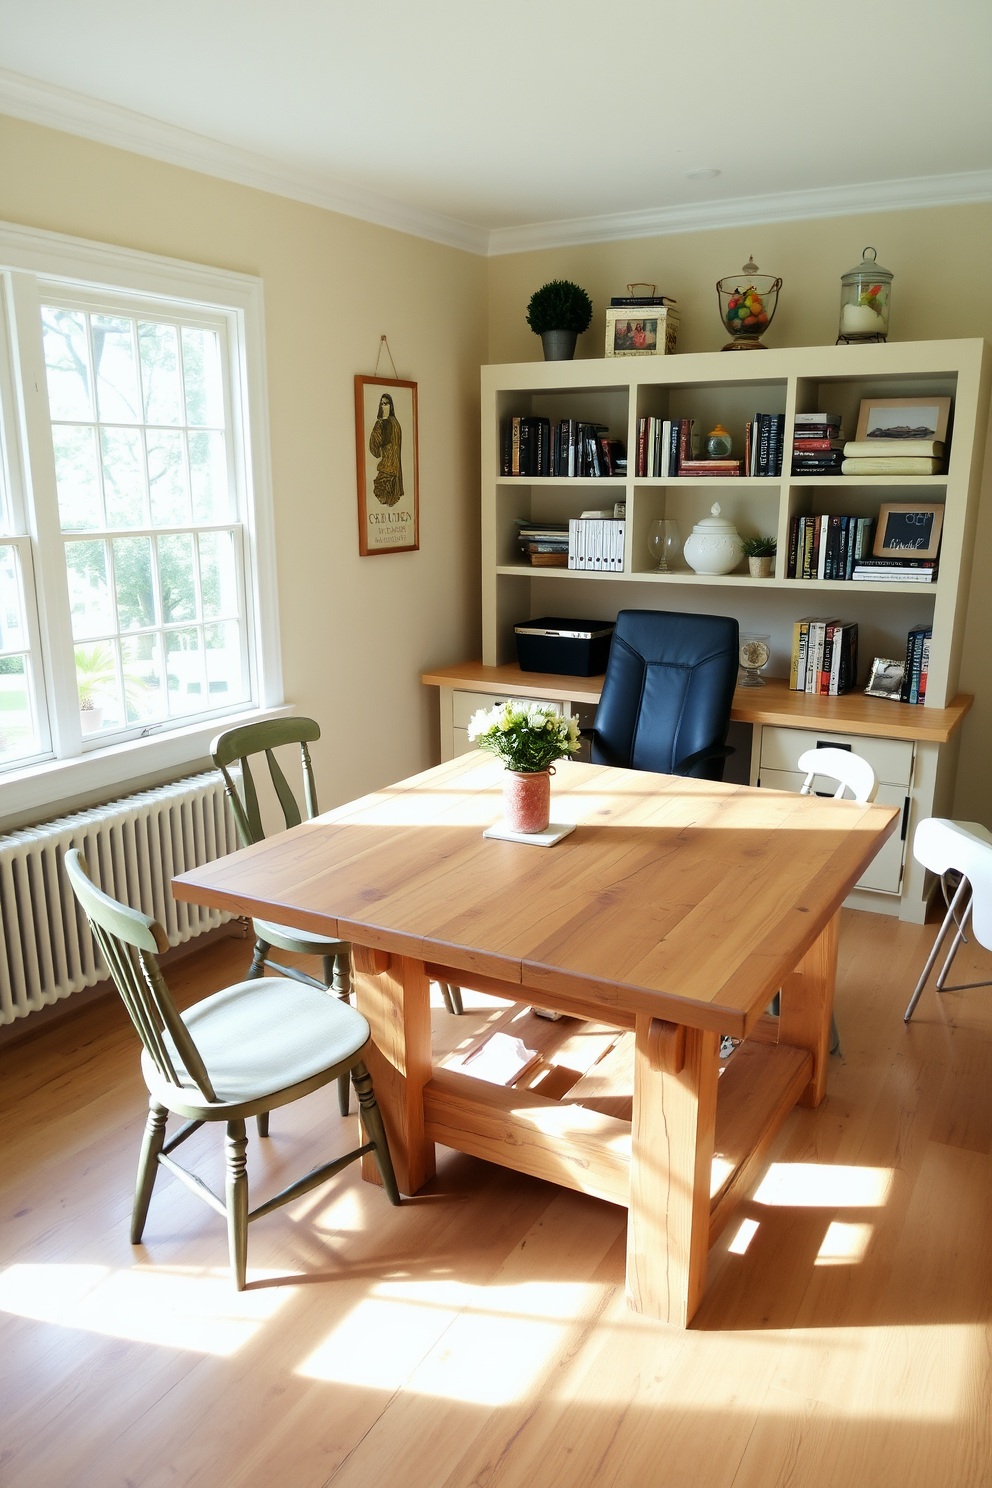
[838, 247, 893, 341]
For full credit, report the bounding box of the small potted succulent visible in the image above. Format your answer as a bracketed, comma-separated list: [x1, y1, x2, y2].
[741, 535, 777, 578]
[468, 701, 580, 834]
[525, 280, 593, 361]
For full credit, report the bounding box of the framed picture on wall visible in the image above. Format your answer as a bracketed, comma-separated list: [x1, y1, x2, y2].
[355, 375, 420, 555]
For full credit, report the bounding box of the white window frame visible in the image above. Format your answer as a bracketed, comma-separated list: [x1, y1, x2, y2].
[0, 221, 284, 819]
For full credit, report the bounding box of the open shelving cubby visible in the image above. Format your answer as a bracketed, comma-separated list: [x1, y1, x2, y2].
[475, 341, 990, 923]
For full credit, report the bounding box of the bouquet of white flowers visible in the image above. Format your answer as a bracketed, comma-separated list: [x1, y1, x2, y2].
[467, 701, 580, 773]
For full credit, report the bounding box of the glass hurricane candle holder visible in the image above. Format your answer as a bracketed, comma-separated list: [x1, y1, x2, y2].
[738, 633, 771, 687]
[716, 256, 782, 350]
[838, 246, 893, 343]
[646, 518, 681, 572]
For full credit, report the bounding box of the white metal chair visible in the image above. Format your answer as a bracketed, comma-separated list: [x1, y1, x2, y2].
[798, 747, 878, 804]
[795, 747, 878, 1054]
[903, 818, 992, 1021]
[64, 848, 399, 1290]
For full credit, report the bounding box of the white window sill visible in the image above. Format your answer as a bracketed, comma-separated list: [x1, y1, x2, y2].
[0, 704, 294, 822]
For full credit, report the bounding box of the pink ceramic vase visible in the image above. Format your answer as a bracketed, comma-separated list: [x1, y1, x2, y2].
[502, 769, 551, 834]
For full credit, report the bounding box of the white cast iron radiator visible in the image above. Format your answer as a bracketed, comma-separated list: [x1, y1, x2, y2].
[0, 770, 237, 1025]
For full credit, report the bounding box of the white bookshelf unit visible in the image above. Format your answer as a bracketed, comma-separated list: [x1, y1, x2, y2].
[426, 339, 990, 924]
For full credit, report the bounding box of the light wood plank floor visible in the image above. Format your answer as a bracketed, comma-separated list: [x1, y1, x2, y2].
[2, 907, 992, 1488]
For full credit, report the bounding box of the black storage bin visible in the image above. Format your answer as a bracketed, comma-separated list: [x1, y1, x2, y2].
[514, 616, 615, 677]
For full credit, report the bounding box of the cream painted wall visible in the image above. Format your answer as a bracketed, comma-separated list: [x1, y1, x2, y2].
[0, 113, 487, 825]
[487, 206, 992, 825]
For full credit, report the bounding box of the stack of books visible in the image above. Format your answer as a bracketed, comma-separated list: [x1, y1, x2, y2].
[744, 414, 785, 476]
[787, 515, 875, 579]
[567, 517, 625, 571]
[851, 556, 937, 583]
[842, 438, 945, 476]
[901, 626, 932, 703]
[502, 417, 625, 478]
[791, 413, 844, 476]
[789, 618, 859, 694]
[515, 520, 569, 567]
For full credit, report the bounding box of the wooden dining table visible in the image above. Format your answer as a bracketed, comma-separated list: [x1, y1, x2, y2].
[172, 752, 899, 1327]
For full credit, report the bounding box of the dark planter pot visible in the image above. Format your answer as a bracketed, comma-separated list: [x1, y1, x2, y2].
[540, 329, 578, 361]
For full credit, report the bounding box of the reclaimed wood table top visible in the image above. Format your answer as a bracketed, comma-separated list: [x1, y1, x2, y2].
[172, 754, 899, 1038]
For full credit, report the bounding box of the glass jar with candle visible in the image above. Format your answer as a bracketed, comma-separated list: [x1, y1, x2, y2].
[838, 247, 893, 342]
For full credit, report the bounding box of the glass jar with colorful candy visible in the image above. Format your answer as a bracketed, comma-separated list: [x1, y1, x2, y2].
[838, 246, 892, 342]
[716, 256, 783, 350]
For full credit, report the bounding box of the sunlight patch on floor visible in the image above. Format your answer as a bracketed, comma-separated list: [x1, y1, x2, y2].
[753, 1164, 893, 1207]
[815, 1221, 874, 1266]
[0, 1263, 293, 1354]
[727, 1217, 760, 1254]
[298, 1278, 600, 1404]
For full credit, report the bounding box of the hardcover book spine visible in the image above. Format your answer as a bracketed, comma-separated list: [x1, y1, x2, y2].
[820, 625, 834, 695]
[919, 636, 931, 701]
[757, 415, 770, 477]
[677, 419, 693, 474]
[790, 620, 803, 689]
[501, 420, 513, 476]
[670, 420, 681, 474]
[511, 416, 521, 477]
[567, 518, 578, 569]
[796, 622, 809, 691]
[636, 418, 647, 478]
[661, 420, 672, 478]
[788, 514, 801, 578]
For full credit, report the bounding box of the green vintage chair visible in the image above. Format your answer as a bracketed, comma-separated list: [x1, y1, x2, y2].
[210, 718, 357, 1117]
[64, 849, 399, 1291]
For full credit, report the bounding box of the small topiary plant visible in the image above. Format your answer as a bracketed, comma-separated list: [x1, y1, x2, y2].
[526, 280, 593, 336]
[741, 535, 777, 558]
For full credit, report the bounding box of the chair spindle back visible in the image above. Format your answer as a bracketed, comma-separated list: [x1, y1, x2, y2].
[64, 849, 217, 1102]
[211, 718, 321, 848]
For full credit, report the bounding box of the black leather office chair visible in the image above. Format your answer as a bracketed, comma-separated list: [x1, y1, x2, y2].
[591, 609, 739, 780]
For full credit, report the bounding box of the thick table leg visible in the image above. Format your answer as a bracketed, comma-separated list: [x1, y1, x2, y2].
[626, 1017, 719, 1326]
[353, 951, 435, 1196]
[779, 909, 840, 1108]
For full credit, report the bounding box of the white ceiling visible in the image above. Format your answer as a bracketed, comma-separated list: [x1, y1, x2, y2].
[1, 0, 991, 254]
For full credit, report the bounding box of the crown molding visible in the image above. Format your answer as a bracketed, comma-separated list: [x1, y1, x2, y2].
[487, 169, 992, 255]
[0, 67, 489, 256]
[4, 68, 991, 261]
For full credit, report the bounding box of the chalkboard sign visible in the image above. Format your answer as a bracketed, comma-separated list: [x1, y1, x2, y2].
[873, 503, 943, 560]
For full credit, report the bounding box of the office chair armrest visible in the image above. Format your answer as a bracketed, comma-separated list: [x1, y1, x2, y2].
[672, 744, 735, 778]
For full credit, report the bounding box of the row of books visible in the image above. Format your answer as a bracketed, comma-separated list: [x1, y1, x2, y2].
[901, 626, 932, 704]
[788, 515, 875, 579]
[789, 619, 859, 695]
[787, 514, 938, 582]
[502, 417, 625, 478]
[743, 414, 786, 477]
[567, 517, 625, 571]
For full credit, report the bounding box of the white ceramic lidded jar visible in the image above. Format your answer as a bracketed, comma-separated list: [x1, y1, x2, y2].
[682, 503, 744, 575]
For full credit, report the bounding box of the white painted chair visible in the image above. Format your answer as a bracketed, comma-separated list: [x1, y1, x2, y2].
[903, 818, 992, 1022]
[798, 747, 878, 804]
[795, 747, 877, 1055]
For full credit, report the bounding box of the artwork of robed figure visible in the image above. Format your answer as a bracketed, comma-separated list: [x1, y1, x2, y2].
[369, 393, 403, 506]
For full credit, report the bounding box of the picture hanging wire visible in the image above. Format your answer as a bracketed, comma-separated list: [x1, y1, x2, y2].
[374, 334, 400, 380]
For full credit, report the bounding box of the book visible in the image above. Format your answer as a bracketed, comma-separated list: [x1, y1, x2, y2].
[855, 556, 937, 570]
[844, 439, 945, 459]
[852, 569, 935, 582]
[793, 438, 846, 452]
[609, 295, 677, 307]
[842, 457, 941, 475]
[795, 412, 841, 426]
[919, 636, 931, 701]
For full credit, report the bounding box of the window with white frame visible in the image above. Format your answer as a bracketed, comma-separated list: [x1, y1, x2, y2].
[0, 226, 279, 795]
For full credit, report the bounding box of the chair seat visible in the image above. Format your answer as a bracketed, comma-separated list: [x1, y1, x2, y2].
[143, 977, 370, 1112]
[252, 917, 348, 956]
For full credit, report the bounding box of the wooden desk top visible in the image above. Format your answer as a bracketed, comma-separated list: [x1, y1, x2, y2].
[421, 661, 973, 744]
[173, 754, 898, 1039]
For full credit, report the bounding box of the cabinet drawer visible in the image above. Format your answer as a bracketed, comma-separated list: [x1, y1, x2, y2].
[759, 768, 906, 895]
[452, 690, 563, 729]
[759, 725, 914, 787]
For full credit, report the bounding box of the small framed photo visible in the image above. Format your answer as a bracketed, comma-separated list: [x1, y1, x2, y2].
[873, 502, 944, 559]
[864, 656, 906, 700]
[604, 306, 678, 358]
[354, 375, 419, 556]
[855, 395, 952, 443]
